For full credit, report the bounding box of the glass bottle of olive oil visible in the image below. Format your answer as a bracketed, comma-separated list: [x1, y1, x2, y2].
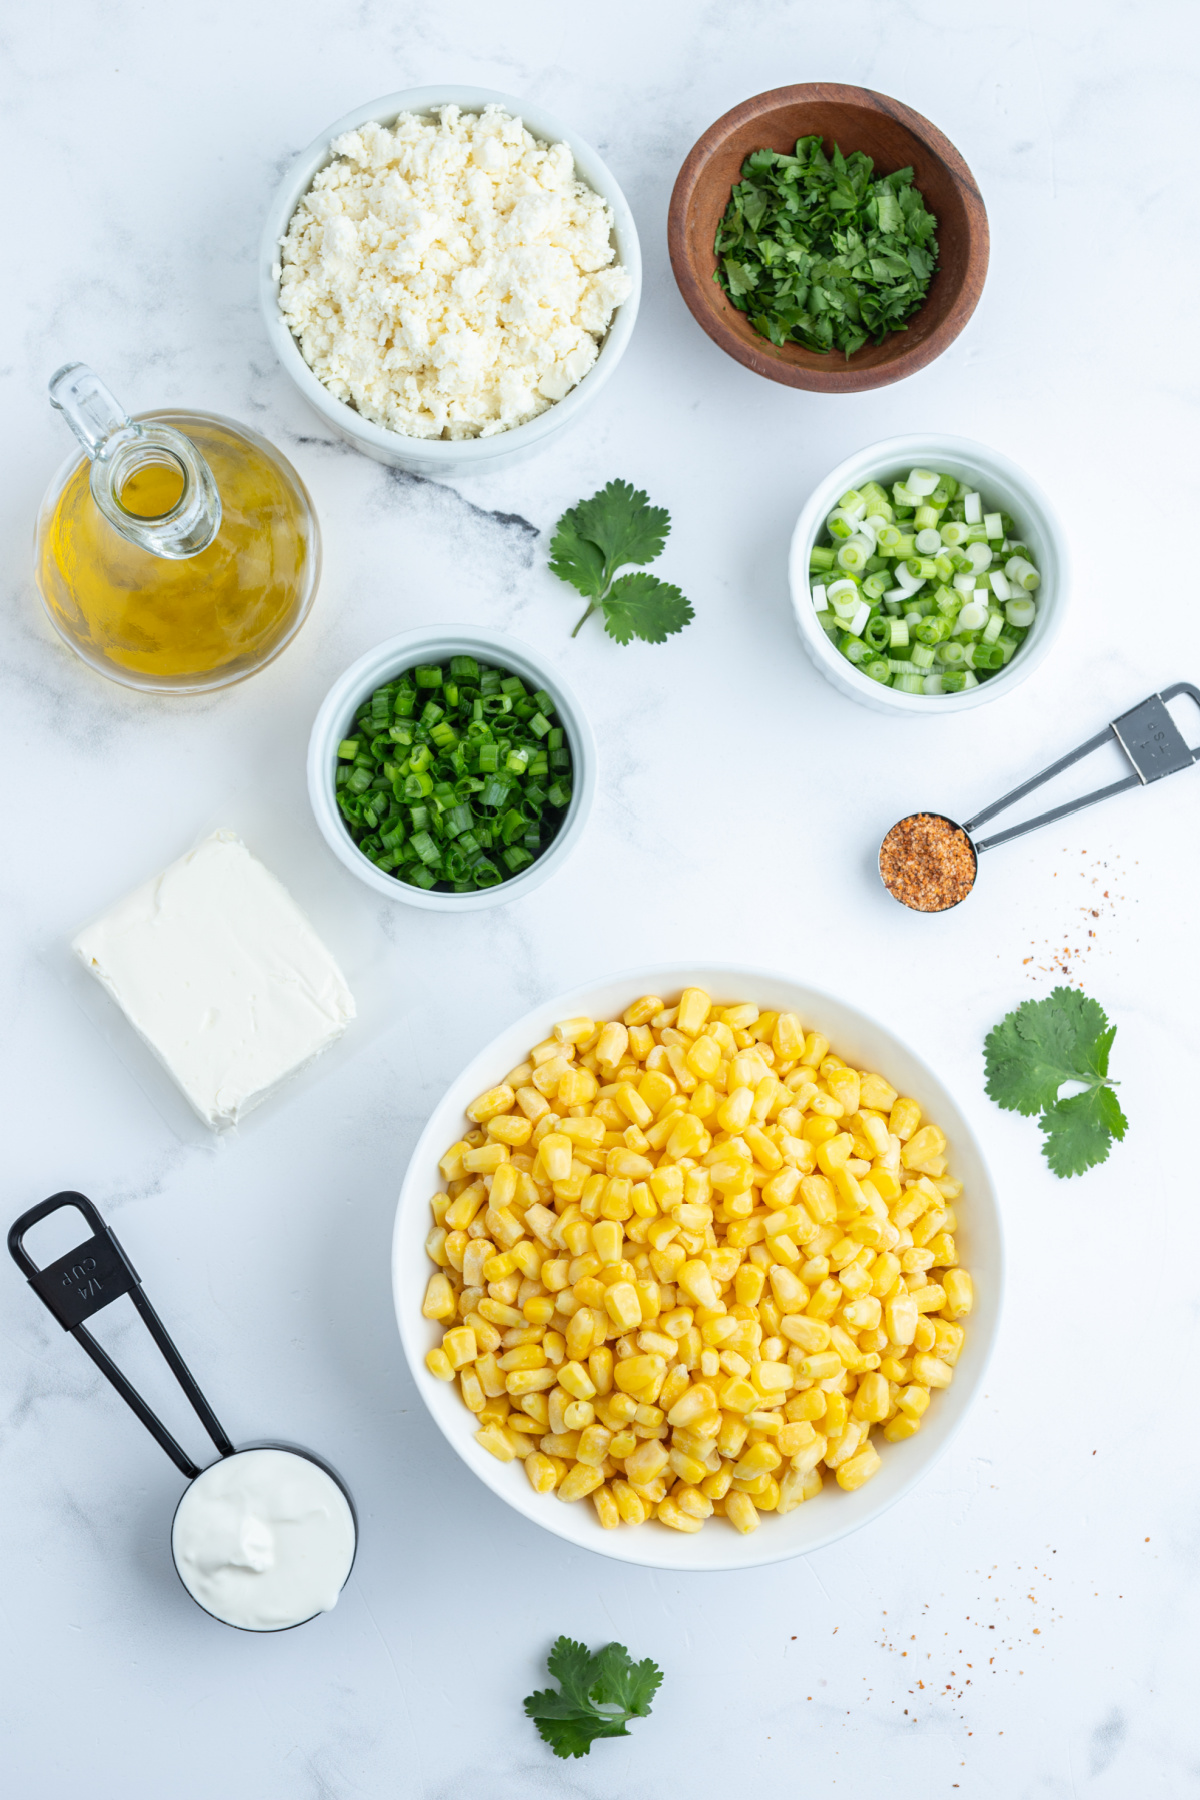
[35, 364, 321, 692]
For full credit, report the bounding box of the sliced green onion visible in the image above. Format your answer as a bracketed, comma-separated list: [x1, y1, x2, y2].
[812, 468, 1042, 697]
[335, 660, 572, 894]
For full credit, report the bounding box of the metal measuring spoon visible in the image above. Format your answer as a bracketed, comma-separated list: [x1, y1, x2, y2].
[8, 1192, 356, 1632]
[879, 682, 1200, 912]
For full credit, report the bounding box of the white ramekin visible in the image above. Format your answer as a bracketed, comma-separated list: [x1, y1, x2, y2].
[788, 434, 1069, 716]
[307, 627, 596, 911]
[393, 964, 1004, 1570]
[259, 87, 642, 477]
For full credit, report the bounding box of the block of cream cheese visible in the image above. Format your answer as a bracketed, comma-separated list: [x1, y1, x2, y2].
[72, 830, 355, 1128]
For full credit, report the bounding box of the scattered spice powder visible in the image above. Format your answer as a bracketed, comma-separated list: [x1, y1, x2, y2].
[879, 813, 976, 911]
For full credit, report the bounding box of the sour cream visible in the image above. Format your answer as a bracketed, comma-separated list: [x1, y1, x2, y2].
[171, 1448, 356, 1631]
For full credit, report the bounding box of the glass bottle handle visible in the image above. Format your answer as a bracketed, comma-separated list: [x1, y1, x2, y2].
[46, 361, 222, 560]
[49, 362, 136, 458]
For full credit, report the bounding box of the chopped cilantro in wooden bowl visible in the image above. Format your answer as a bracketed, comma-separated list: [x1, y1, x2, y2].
[668, 83, 989, 393]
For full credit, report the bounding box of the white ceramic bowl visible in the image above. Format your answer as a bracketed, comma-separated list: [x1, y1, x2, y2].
[789, 434, 1069, 716]
[307, 626, 596, 911]
[393, 964, 1004, 1569]
[259, 86, 642, 477]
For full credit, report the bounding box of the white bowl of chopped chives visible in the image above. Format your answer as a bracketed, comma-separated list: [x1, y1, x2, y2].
[393, 964, 1004, 1570]
[307, 627, 597, 909]
[789, 434, 1069, 714]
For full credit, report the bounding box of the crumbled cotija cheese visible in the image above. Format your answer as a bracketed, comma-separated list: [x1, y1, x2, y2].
[277, 105, 632, 440]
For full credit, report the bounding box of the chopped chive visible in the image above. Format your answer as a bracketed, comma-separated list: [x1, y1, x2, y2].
[335, 659, 572, 893]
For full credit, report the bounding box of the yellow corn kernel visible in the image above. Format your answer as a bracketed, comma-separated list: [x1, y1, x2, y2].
[475, 1352, 507, 1399]
[422, 1272, 457, 1321]
[591, 1220, 624, 1265]
[497, 1343, 546, 1372]
[751, 1361, 793, 1397]
[841, 1295, 882, 1333]
[724, 1491, 760, 1534]
[884, 1413, 921, 1442]
[734, 1441, 782, 1480]
[439, 1141, 471, 1182]
[851, 1372, 890, 1422]
[780, 1314, 831, 1354]
[668, 1446, 709, 1486]
[595, 1020, 629, 1071]
[665, 1113, 708, 1160]
[463, 1143, 509, 1176]
[601, 1281, 641, 1332]
[565, 1309, 595, 1360]
[468, 1084, 516, 1126]
[625, 1438, 669, 1485]
[910, 1282, 947, 1314]
[521, 1449, 560, 1493]
[586, 1484, 619, 1530]
[505, 1367, 558, 1396]
[777, 1464, 823, 1513]
[675, 987, 711, 1036]
[614, 1354, 666, 1397]
[534, 1133, 571, 1183]
[677, 1259, 720, 1310]
[442, 1325, 477, 1369]
[684, 1033, 720, 1080]
[733, 1263, 764, 1307]
[520, 1294, 554, 1327]
[897, 1383, 930, 1420]
[652, 1495, 701, 1533]
[822, 1393, 849, 1435]
[901, 1124, 947, 1171]
[942, 1269, 974, 1318]
[800, 1174, 838, 1223]
[608, 1479, 646, 1523]
[889, 1097, 922, 1141]
[806, 1279, 842, 1321]
[575, 1423, 613, 1467]
[562, 1397, 596, 1431]
[425, 1347, 455, 1381]
[825, 1418, 868, 1468]
[557, 1356, 597, 1401]
[825, 1067, 861, 1116]
[663, 1381, 716, 1429]
[474, 1421, 517, 1462]
[910, 1353, 953, 1389]
[885, 1290, 918, 1346]
[486, 1113, 533, 1148]
[479, 1297, 527, 1328]
[444, 1184, 487, 1232]
[556, 1463, 604, 1503]
[718, 1375, 759, 1415]
[786, 1389, 827, 1423]
[586, 1346, 613, 1395]
[797, 1350, 842, 1381]
[459, 1365, 486, 1412]
[836, 1443, 882, 1491]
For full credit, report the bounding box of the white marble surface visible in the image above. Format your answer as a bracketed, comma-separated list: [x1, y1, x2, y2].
[4, 3, 1199, 1793]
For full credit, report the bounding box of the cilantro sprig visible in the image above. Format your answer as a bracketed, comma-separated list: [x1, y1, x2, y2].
[549, 480, 694, 645]
[714, 135, 939, 359]
[984, 987, 1128, 1178]
[523, 1635, 662, 1759]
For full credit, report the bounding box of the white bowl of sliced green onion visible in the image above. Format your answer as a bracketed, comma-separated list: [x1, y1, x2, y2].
[788, 434, 1068, 714]
[307, 627, 597, 909]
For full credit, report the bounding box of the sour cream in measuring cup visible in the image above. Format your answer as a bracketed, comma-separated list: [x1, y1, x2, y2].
[171, 1446, 356, 1631]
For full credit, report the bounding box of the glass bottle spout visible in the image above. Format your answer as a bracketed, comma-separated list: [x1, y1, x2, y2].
[48, 363, 222, 559]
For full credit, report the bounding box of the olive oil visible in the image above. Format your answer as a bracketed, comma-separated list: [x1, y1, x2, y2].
[37, 369, 320, 694]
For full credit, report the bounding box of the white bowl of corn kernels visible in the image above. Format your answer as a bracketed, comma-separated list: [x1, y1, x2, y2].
[393, 966, 1003, 1569]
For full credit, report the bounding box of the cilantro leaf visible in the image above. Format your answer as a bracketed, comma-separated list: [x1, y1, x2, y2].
[589, 1642, 663, 1717]
[572, 479, 670, 572]
[985, 987, 1117, 1116]
[544, 1636, 598, 1711]
[548, 511, 607, 599]
[1039, 1085, 1128, 1180]
[524, 1636, 663, 1760]
[548, 481, 693, 646]
[984, 987, 1125, 1178]
[602, 573, 694, 645]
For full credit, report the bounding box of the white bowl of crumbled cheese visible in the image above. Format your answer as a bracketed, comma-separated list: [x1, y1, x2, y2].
[260, 88, 642, 476]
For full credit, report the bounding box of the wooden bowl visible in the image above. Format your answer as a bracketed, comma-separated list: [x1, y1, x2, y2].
[668, 84, 989, 394]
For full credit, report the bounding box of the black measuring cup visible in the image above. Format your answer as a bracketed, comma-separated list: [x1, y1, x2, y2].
[8, 1192, 356, 1631]
[880, 682, 1200, 911]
